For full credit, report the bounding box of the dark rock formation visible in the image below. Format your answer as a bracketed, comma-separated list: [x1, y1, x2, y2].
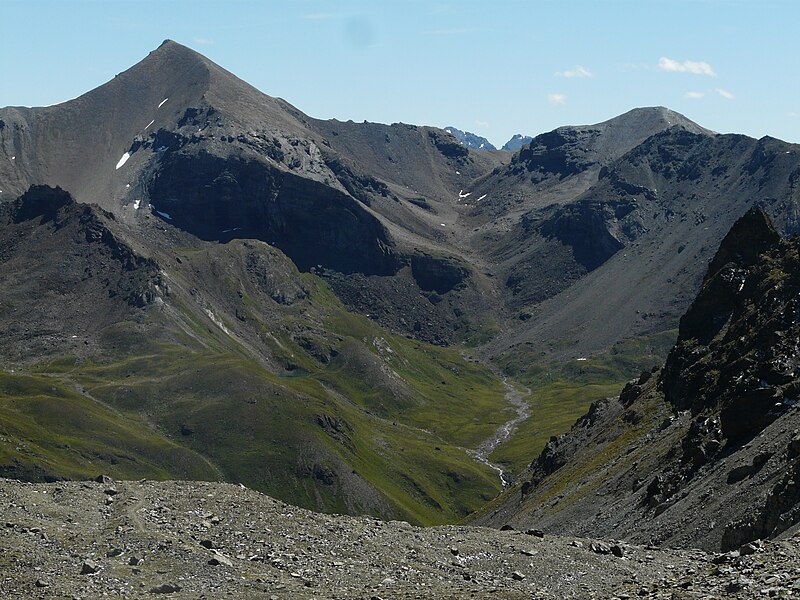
[410, 254, 470, 294]
[539, 201, 626, 270]
[428, 130, 469, 159]
[149, 152, 400, 275]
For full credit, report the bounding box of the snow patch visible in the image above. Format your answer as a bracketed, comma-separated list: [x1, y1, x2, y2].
[133, 199, 141, 210]
[576, 357, 588, 361]
[11, 156, 16, 160]
[158, 98, 169, 108]
[440, 223, 446, 227]
[222, 227, 242, 233]
[115, 152, 131, 170]
[145, 119, 155, 130]
[155, 210, 172, 220]
[476, 194, 487, 202]
[458, 190, 471, 199]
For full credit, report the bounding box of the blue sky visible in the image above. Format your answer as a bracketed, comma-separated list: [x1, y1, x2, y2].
[2, 0, 798, 147]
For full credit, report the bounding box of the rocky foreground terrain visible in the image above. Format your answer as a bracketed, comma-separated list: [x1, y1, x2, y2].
[1, 478, 800, 599]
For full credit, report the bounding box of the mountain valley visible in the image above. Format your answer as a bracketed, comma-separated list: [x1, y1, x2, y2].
[2, 39, 800, 598]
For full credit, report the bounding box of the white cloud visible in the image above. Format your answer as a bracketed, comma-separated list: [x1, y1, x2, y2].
[556, 65, 593, 78]
[684, 91, 705, 99]
[658, 57, 716, 76]
[789, 112, 798, 118]
[193, 37, 214, 46]
[715, 88, 735, 100]
[547, 93, 566, 106]
[474, 119, 489, 129]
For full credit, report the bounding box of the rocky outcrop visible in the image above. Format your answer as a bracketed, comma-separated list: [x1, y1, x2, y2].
[512, 128, 600, 181]
[539, 201, 626, 271]
[662, 208, 790, 434]
[4, 186, 165, 309]
[410, 253, 470, 294]
[427, 130, 469, 159]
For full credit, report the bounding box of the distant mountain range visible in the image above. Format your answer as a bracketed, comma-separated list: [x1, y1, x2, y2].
[444, 126, 497, 150]
[443, 127, 534, 152]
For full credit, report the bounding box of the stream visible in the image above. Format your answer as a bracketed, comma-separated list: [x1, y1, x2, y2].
[468, 377, 531, 487]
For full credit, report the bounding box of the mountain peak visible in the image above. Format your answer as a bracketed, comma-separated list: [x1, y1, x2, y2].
[600, 106, 712, 136]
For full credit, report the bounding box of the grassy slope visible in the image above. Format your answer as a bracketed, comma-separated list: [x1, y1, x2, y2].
[0, 371, 218, 482]
[2, 251, 507, 525]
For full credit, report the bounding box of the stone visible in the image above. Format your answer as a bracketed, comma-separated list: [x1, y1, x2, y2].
[611, 544, 624, 558]
[35, 579, 50, 588]
[150, 583, 182, 594]
[739, 542, 760, 556]
[200, 539, 215, 549]
[500, 524, 515, 531]
[526, 528, 545, 538]
[208, 552, 233, 567]
[95, 475, 113, 484]
[80, 560, 100, 575]
[104, 486, 118, 496]
[711, 553, 729, 564]
[450, 546, 459, 556]
[106, 548, 123, 557]
[590, 542, 611, 555]
[511, 571, 525, 581]
[129, 556, 143, 566]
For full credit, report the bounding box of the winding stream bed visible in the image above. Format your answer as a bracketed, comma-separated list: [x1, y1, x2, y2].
[468, 377, 531, 486]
